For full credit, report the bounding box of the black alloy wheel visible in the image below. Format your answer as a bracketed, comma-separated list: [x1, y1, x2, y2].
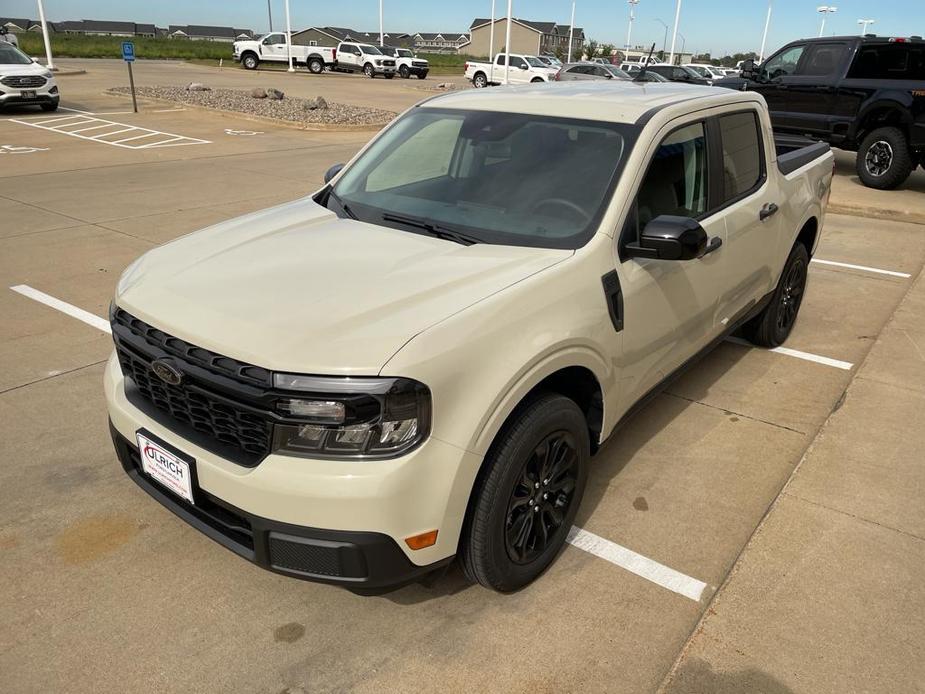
[505, 431, 579, 564]
[744, 242, 810, 348]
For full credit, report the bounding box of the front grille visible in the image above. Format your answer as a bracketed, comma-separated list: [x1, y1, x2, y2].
[383, 60, 396, 66]
[112, 309, 274, 463]
[412, 61, 427, 68]
[1, 75, 46, 88]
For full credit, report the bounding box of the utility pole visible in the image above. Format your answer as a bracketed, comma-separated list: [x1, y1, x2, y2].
[857, 18, 875, 35]
[567, 1, 576, 63]
[488, 0, 496, 82]
[668, 0, 682, 65]
[503, 0, 513, 85]
[759, 1, 772, 62]
[36, 0, 55, 70]
[626, 0, 639, 51]
[267, 0, 273, 31]
[817, 6, 837, 37]
[284, 0, 293, 71]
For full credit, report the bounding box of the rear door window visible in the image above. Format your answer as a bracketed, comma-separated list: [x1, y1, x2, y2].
[718, 112, 764, 201]
[796, 43, 849, 77]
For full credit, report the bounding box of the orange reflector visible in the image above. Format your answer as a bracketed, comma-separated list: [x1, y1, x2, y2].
[405, 529, 438, 550]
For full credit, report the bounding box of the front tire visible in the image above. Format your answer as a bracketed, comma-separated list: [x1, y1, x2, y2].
[744, 243, 809, 348]
[364, 63, 375, 78]
[399, 65, 410, 79]
[856, 126, 914, 190]
[531, 77, 545, 83]
[241, 53, 259, 70]
[460, 394, 590, 592]
[473, 72, 488, 88]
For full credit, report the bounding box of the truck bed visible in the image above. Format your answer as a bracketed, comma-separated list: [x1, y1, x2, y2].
[774, 133, 831, 175]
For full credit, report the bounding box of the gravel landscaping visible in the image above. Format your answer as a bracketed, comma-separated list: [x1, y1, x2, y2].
[107, 86, 397, 127]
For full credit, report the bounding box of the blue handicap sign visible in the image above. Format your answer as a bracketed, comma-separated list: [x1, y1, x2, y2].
[122, 42, 135, 62]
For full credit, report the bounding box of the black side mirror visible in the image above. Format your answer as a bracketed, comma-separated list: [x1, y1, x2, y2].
[324, 163, 345, 184]
[626, 215, 709, 260]
[740, 58, 756, 79]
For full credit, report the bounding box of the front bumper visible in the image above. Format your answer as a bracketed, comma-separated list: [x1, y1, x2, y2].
[104, 354, 482, 589]
[0, 84, 58, 109]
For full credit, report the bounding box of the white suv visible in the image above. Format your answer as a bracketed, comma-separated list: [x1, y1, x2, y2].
[0, 42, 58, 111]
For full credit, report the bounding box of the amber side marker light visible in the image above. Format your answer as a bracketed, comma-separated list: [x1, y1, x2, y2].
[405, 530, 438, 550]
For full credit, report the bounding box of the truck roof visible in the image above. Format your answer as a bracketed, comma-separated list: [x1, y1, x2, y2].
[419, 81, 763, 125]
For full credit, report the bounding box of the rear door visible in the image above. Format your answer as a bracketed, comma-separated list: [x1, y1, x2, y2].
[616, 118, 728, 405]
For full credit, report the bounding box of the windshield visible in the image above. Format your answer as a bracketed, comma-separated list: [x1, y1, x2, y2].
[0, 43, 33, 65]
[330, 108, 636, 249]
[603, 65, 631, 79]
[525, 56, 546, 67]
[687, 65, 709, 77]
[359, 44, 381, 55]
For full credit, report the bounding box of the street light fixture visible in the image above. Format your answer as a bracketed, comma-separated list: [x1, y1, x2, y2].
[626, 0, 640, 51]
[817, 6, 837, 37]
[676, 31, 686, 57]
[654, 18, 668, 55]
[858, 18, 875, 35]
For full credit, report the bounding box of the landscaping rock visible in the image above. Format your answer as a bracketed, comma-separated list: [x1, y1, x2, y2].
[250, 87, 267, 99]
[303, 96, 328, 110]
[436, 82, 456, 90]
[186, 82, 211, 91]
[266, 88, 285, 100]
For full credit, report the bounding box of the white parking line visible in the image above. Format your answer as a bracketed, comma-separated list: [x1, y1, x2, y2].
[811, 258, 912, 279]
[9, 114, 210, 150]
[10, 285, 111, 334]
[726, 336, 853, 370]
[567, 527, 708, 602]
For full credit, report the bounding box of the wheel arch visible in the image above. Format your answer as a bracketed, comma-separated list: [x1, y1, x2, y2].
[795, 216, 819, 257]
[853, 99, 913, 143]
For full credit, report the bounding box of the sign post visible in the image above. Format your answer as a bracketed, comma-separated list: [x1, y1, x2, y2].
[122, 41, 138, 113]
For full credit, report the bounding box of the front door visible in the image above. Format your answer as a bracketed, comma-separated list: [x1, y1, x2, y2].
[750, 44, 806, 124]
[261, 33, 287, 59]
[781, 41, 851, 135]
[615, 119, 728, 409]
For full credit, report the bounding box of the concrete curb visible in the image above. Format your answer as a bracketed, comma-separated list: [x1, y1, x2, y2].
[828, 202, 925, 227]
[52, 69, 87, 76]
[100, 89, 391, 133]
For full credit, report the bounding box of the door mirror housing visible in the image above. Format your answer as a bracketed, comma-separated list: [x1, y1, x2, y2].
[740, 58, 757, 79]
[625, 215, 708, 261]
[323, 163, 345, 184]
[519, 64, 528, 70]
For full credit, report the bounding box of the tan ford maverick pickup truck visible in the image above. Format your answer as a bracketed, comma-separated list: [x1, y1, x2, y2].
[106, 81, 833, 592]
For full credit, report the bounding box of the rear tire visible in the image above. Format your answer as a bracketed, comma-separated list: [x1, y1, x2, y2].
[460, 394, 590, 592]
[242, 53, 258, 70]
[856, 126, 914, 190]
[307, 57, 324, 74]
[743, 243, 810, 348]
[399, 65, 410, 79]
[473, 72, 488, 88]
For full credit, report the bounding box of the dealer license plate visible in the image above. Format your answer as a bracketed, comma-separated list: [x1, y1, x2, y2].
[136, 432, 195, 504]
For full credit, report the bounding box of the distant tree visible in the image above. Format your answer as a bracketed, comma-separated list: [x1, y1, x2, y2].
[600, 43, 616, 63]
[554, 44, 566, 61]
[584, 39, 599, 60]
[693, 52, 712, 63]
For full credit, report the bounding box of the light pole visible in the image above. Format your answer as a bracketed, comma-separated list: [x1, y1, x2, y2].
[677, 31, 686, 59]
[858, 18, 875, 35]
[567, 1, 576, 63]
[488, 0, 496, 82]
[284, 0, 293, 71]
[668, 0, 682, 65]
[503, 0, 513, 85]
[267, 0, 273, 31]
[36, 0, 54, 70]
[759, 1, 772, 63]
[817, 6, 837, 37]
[626, 0, 639, 51]
[654, 18, 668, 56]
[379, 0, 384, 47]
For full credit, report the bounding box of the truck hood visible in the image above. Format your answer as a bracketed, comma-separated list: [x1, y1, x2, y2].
[117, 198, 570, 375]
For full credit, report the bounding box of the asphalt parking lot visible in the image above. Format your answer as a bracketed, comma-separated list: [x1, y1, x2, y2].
[2, 61, 925, 693]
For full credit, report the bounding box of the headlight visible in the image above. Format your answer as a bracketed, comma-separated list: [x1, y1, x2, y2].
[271, 375, 431, 459]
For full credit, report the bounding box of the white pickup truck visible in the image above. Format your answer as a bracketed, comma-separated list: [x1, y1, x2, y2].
[465, 53, 558, 88]
[106, 83, 833, 593]
[331, 42, 397, 78]
[233, 32, 335, 74]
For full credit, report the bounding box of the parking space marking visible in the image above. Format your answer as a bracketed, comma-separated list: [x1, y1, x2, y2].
[9, 114, 210, 149]
[726, 337, 853, 370]
[10, 285, 111, 334]
[567, 527, 708, 602]
[812, 258, 912, 279]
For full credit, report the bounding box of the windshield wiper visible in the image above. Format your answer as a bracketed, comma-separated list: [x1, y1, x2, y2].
[327, 188, 356, 219]
[381, 213, 482, 246]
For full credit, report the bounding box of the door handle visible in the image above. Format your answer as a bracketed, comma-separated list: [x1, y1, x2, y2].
[699, 236, 723, 258]
[759, 203, 779, 221]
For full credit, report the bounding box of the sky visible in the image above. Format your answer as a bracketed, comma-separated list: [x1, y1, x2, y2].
[4, 0, 925, 56]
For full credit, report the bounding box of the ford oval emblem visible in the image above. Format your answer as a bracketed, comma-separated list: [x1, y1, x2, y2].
[151, 358, 183, 386]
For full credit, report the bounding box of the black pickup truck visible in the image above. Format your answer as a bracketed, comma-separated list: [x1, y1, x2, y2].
[716, 35, 925, 189]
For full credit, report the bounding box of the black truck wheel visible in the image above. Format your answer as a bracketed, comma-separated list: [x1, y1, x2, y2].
[399, 65, 410, 78]
[743, 242, 809, 348]
[856, 126, 915, 190]
[460, 394, 589, 592]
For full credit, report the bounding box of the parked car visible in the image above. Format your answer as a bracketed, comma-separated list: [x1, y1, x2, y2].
[536, 55, 563, 68]
[233, 32, 335, 73]
[465, 53, 557, 87]
[621, 63, 673, 82]
[0, 41, 58, 111]
[106, 81, 833, 593]
[333, 42, 397, 78]
[379, 46, 429, 79]
[684, 63, 727, 80]
[715, 35, 925, 189]
[647, 64, 712, 85]
[555, 62, 632, 81]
